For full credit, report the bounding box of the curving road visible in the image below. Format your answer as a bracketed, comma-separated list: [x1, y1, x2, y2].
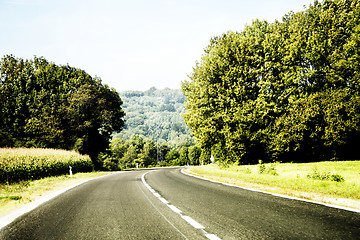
[1, 167, 359, 239]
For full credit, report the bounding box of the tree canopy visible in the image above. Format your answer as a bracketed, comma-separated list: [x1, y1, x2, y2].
[0, 55, 125, 167]
[182, 0, 360, 164]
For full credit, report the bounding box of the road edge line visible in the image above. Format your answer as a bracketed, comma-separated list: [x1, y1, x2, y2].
[181, 168, 360, 214]
[0, 172, 116, 230]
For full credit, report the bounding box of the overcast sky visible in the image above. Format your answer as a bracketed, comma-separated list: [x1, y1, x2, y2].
[0, 0, 315, 91]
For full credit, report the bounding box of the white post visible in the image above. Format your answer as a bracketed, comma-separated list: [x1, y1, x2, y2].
[69, 166, 72, 178]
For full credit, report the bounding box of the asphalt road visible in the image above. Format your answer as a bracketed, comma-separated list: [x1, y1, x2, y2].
[1, 167, 359, 239]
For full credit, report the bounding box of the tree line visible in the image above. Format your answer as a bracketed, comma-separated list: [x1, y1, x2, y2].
[0, 55, 125, 168]
[101, 135, 203, 170]
[182, 0, 360, 164]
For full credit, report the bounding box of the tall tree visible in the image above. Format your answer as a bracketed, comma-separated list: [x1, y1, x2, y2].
[0, 55, 125, 167]
[182, 0, 360, 164]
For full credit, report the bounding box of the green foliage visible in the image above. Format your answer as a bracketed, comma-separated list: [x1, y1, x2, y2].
[104, 135, 201, 169]
[115, 88, 194, 149]
[188, 145, 202, 165]
[179, 147, 189, 165]
[0, 148, 93, 183]
[258, 160, 278, 176]
[166, 149, 180, 165]
[182, 0, 360, 164]
[306, 168, 345, 182]
[258, 160, 266, 174]
[0, 55, 125, 167]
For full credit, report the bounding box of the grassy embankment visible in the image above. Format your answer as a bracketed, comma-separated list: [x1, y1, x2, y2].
[186, 161, 360, 210]
[0, 148, 109, 215]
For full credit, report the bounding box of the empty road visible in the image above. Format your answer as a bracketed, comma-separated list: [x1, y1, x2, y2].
[1, 167, 359, 239]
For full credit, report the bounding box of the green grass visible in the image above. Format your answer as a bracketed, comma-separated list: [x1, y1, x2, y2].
[0, 171, 110, 216]
[187, 161, 360, 210]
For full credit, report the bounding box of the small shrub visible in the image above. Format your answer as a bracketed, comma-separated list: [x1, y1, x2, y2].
[9, 196, 22, 200]
[267, 163, 278, 176]
[258, 160, 266, 174]
[307, 168, 345, 182]
[258, 160, 278, 176]
[329, 174, 345, 182]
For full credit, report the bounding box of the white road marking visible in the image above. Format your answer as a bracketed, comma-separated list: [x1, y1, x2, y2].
[159, 197, 169, 204]
[141, 171, 221, 240]
[167, 205, 182, 214]
[206, 234, 222, 240]
[136, 179, 189, 240]
[181, 216, 205, 229]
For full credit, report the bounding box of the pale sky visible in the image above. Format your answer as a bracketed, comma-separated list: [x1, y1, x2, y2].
[0, 0, 314, 91]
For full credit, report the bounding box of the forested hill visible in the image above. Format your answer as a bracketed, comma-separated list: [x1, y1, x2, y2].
[113, 87, 194, 148]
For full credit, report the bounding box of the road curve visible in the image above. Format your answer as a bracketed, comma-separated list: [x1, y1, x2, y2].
[1, 167, 359, 240]
[0, 169, 206, 239]
[144, 168, 360, 239]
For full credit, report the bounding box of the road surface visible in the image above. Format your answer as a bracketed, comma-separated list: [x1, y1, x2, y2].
[1, 167, 359, 239]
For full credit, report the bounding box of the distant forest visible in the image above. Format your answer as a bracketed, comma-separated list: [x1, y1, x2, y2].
[114, 87, 194, 149]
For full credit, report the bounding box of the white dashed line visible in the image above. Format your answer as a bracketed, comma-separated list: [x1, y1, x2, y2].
[141, 171, 221, 240]
[205, 233, 222, 240]
[181, 216, 205, 229]
[159, 197, 170, 204]
[167, 205, 182, 214]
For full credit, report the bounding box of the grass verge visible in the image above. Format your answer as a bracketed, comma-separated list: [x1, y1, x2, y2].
[186, 161, 360, 210]
[0, 171, 110, 216]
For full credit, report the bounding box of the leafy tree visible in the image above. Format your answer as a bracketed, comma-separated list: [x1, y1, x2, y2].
[188, 145, 201, 165]
[159, 144, 170, 164]
[142, 140, 157, 166]
[120, 145, 138, 169]
[166, 149, 180, 165]
[0, 55, 125, 168]
[182, 0, 360, 164]
[179, 147, 189, 165]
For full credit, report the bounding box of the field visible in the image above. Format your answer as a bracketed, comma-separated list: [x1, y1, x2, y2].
[0, 148, 94, 183]
[186, 161, 360, 210]
[0, 148, 106, 215]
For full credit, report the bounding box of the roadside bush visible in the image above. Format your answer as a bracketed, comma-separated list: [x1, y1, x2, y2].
[258, 160, 278, 176]
[306, 168, 345, 182]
